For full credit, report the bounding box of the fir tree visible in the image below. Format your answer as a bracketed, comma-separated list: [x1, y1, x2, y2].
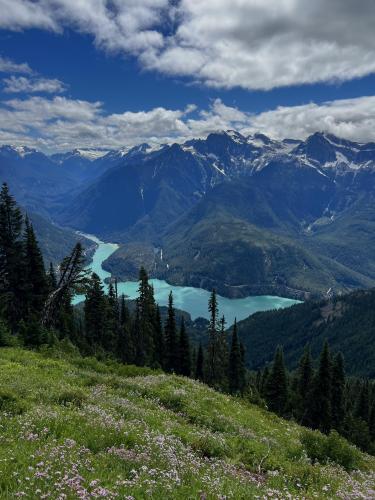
[229, 319, 242, 394]
[0, 183, 26, 329]
[165, 291, 178, 372]
[356, 380, 370, 423]
[206, 289, 220, 387]
[312, 341, 333, 433]
[265, 346, 288, 415]
[297, 345, 314, 424]
[331, 352, 346, 431]
[195, 343, 204, 381]
[23, 216, 48, 319]
[135, 268, 156, 365]
[84, 273, 107, 349]
[179, 316, 191, 377]
[153, 305, 165, 369]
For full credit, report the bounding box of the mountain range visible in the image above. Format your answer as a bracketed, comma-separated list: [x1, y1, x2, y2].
[2, 130, 375, 298]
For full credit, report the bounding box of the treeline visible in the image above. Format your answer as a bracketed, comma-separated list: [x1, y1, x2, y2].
[253, 343, 375, 454]
[0, 183, 245, 395]
[1, 182, 374, 455]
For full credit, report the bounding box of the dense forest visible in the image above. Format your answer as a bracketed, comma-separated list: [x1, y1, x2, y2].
[1, 182, 375, 455]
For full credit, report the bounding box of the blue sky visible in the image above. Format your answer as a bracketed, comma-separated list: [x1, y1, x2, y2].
[1, 1, 375, 152]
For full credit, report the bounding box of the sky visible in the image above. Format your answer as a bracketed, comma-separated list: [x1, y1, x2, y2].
[1, 0, 375, 153]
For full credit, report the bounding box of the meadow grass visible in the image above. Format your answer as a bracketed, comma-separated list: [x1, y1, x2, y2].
[0, 347, 374, 499]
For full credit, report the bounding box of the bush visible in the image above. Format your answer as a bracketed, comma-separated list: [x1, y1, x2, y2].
[301, 429, 362, 471]
[56, 388, 87, 408]
[0, 390, 25, 415]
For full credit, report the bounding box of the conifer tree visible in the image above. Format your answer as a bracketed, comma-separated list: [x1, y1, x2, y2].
[206, 289, 220, 386]
[195, 343, 204, 381]
[356, 380, 370, 423]
[119, 294, 129, 326]
[297, 345, 314, 424]
[23, 216, 48, 319]
[312, 341, 333, 433]
[153, 305, 165, 369]
[179, 316, 191, 376]
[135, 268, 156, 365]
[331, 352, 346, 431]
[105, 281, 119, 352]
[0, 183, 26, 329]
[229, 319, 242, 394]
[84, 273, 107, 349]
[265, 346, 288, 415]
[165, 291, 177, 372]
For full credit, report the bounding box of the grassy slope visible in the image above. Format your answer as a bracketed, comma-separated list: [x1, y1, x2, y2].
[0, 348, 374, 499]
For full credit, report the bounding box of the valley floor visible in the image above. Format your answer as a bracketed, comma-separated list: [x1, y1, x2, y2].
[0, 348, 374, 499]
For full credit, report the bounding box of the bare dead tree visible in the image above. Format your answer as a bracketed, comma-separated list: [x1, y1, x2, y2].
[41, 243, 89, 328]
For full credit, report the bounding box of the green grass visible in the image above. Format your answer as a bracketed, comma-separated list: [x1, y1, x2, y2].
[0, 347, 374, 499]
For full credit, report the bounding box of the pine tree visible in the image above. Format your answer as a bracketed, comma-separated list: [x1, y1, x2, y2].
[179, 316, 191, 377]
[356, 380, 370, 423]
[165, 291, 177, 372]
[0, 183, 26, 329]
[206, 289, 220, 387]
[84, 273, 107, 349]
[153, 306, 165, 369]
[265, 346, 288, 415]
[23, 216, 48, 319]
[297, 345, 314, 424]
[105, 281, 119, 353]
[229, 319, 242, 394]
[195, 343, 204, 381]
[331, 352, 346, 431]
[216, 315, 229, 390]
[311, 341, 333, 433]
[135, 268, 156, 365]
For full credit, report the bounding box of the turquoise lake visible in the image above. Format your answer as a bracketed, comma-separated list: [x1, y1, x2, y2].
[74, 234, 301, 325]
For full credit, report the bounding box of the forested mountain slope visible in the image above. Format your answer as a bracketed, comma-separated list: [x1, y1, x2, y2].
[236, 288, 375, 376]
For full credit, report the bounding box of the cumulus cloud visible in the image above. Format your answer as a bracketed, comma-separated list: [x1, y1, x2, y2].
[244, 96, 375, 143]
[1, 1, 375, 90]
[3, 75, 67, 93]
[0, 55, 32, 74]
[2, 94, 375, 153]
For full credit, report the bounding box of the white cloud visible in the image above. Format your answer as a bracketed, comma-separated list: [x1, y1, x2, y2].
[0, 55, 32, 74]
[1, 1, 375, 90]
[244, 96, 375, 143]
[2, 94, 375, 153]
[3, 75, 67, 93]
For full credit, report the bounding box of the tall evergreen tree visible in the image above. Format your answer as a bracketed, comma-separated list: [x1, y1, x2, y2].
[195, 343, 204, 381]
[297, 345, 314, 424]
[135, 268, 156, 365]
[356, 380, 370, 423]
[0, 183, 26, 329]
[229, 319, 242, 394]
[153, 305, 165, 369]
[23, 217, 48, 319]
[179, 316, 191, 376]
[165, 291, 177, 372]
[47, 262, 57, 291]
[312, 341, 333, 433]
[265, 346, 288, 415]
[84, 273, 107, 349]
[331, 352, 346, 431]
[206, 289, 220, 387]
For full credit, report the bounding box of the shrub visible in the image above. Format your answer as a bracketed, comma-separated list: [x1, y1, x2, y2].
[56, 388, 87, 408]
[301, 429, 362, 471]
[0, 390, 25, 415]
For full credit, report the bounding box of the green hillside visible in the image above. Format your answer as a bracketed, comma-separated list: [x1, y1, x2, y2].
[0, 347, 374, 499]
